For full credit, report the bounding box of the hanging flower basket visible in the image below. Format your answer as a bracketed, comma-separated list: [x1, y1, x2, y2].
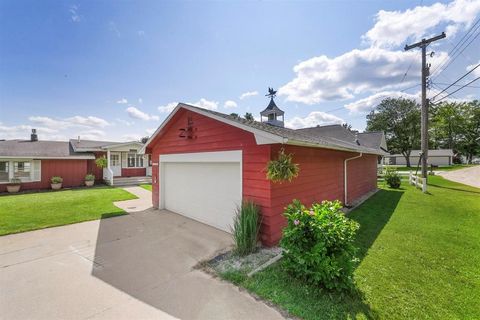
[266, 148, 300, 183]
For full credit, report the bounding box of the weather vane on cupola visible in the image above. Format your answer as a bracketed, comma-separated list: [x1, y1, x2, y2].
[260, 87, 284, 127]
[265, 87, 277, 99]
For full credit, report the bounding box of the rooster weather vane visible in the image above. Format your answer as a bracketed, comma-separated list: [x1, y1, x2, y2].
[265, 87, 277, 99]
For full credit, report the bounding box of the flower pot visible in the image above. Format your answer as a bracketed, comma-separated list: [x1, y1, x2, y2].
[6, 185, 21, 193]
[51, 183, 62, 190]
[85, 180, 94, 187]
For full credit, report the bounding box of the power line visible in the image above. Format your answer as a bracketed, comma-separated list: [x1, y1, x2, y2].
[430, 17, 480, 77]
[433, 82, 480, 89]
[433, 75, 480, 104]
[431, 62, 480, 100]
[431, 23, 480, 80]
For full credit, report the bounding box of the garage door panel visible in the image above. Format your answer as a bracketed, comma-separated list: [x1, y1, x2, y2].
[163, 162, 241, 232]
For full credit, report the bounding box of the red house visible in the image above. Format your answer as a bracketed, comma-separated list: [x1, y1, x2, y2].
[142, 99, 386, 246]
[0, 131, 151, 192]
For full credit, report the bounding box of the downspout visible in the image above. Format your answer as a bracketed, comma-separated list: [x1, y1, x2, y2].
[344, 152, 363, 207]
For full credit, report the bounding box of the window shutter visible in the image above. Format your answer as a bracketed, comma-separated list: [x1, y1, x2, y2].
[32, 160, 41, 181]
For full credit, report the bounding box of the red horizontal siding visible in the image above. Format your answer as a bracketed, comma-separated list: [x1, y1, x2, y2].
[146, 108, 378, 246]
[121, 168, 146, 177]
[0, 159, 88, 192]
[148, 109, 273, 244]
[87, 152, 106, 181]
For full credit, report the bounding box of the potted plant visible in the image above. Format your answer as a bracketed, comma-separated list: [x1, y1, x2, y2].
[50, 176, 63, 190]
[85, 173, 95, 187]
[6, 178, 21, 193]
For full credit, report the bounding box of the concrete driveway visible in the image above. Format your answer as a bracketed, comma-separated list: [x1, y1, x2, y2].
[437, 165, 480, 188]
[0, 209, 284, 320]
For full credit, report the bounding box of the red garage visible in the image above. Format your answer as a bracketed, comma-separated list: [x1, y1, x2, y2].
[142, 100, 386, 246]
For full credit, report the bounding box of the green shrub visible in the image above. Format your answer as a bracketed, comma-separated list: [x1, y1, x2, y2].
[384, 167, 401, 188]
[266, 149, 300, 183]
[85, 173, 95, 181]
[50, 176, 63, 184]
[95, 156, 107, 168]
[280, 199, 359, 291]
[231, 200, 262, 256]
[9, 178, 21, 185]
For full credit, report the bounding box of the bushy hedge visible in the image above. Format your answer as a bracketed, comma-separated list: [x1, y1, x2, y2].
[280, 199, 359, 291]
[384, 167, 401, 188]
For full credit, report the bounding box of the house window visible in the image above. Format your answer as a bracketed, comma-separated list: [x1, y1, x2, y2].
[0, 161, 8, 182]
[128, 153, 136, 167]
[110, 154, 120, 166]
[136, 155, 144, 167]
[14, 161, 31, 179]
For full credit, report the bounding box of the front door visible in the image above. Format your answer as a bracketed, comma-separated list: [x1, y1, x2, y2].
[110, 152, 121, 176]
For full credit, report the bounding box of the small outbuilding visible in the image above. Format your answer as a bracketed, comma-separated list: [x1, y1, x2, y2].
[383, 149, 454, 166]
[142, 98, 386, 246]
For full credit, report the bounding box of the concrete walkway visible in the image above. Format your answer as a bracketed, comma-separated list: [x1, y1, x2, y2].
[114, 186, 153, 212]
[437, 166, 480, 188]
[0, 206, 284, 320]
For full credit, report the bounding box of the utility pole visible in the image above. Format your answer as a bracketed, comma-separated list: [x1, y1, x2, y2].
[405, 32, 445, 181]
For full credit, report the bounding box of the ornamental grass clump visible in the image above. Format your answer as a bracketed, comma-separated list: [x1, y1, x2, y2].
[231, 200, 262, 256]
[266, 148, 300, 183]
[280, 199, 360, 291]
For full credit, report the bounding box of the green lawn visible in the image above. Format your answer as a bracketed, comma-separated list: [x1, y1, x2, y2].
[0, 187, 137, 236]
[384, 164, 476, 171]
[140, 184, 152, 191]
[220, 176, 480, 319]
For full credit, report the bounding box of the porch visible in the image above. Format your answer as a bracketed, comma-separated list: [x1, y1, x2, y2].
[101, 142, 152, 186]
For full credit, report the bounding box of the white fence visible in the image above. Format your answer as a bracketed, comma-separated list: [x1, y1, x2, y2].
[409, 172, 427, 193]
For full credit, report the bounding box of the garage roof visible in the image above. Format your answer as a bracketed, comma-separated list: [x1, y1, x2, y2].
[143, 103, 387, 155]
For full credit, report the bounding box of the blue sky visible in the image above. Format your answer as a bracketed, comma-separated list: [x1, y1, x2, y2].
[1, 0, 479, 141]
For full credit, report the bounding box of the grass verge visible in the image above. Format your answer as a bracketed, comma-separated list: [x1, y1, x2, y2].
[0, 186, 137, 236]
[218, 176, 480, 319]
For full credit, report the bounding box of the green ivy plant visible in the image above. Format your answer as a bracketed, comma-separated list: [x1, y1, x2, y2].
[95, 156, 107, 169]
[266, 148, 300, 183]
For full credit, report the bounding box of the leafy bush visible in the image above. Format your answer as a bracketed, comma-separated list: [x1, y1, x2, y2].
[95, 156, 107, 168]
[384, 168, 401, 188]
[280, 199, 359, 291]
[50, 176, 63, 184]
[266, 149, 300, 183]
[9, 178, 21, 185]
[85, 173, 95, 181]
[231, 200, 262, 256]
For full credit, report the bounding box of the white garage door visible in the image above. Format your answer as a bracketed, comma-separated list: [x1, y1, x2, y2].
[161, 152, 242, 233]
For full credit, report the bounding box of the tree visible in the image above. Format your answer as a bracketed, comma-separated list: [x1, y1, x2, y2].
[342, 123, 352, 131]
[244, 112, 254, 121]
[230, 113, 240, 118]
[140, 136, 149, 144]
[366, 98, 421, 167]
[457, 100, 480, 163]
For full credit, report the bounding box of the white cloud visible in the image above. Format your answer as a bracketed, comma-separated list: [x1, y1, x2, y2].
[126, 106, 159, 121]
[116, 118, 134, 126]
[279, 48, 440, 104]
[345, 91, 421, 113]
[138, 98, 143, 104]
[29, 115, 110, 128]
[77, 129, 106, 141]
[466, 60, 480, 77]
[364, 0, 480, 48]
[0, 123, 64, 140]
[116, 98, 128, 104]
[69, 5, 82, 22]
[121, 134, 142, 142]
[223, 100, 238, 109]
[146, 128, 156, 135]
[239, 91, 258, 100]
[191, 98, 218, 110]
[158, 102, 178, 113]
[285, 111, 344, 129]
